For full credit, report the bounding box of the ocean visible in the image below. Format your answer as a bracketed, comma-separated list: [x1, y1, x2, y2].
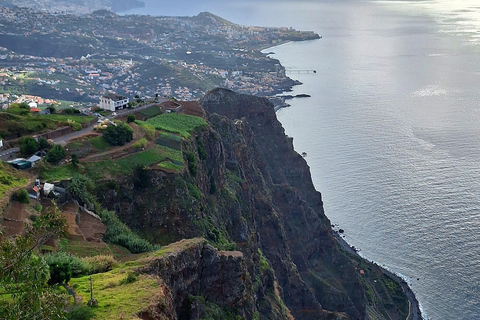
[123, 1, 480, 319]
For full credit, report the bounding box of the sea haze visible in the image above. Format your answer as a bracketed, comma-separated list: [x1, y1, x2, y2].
[126, 1, 480, 319]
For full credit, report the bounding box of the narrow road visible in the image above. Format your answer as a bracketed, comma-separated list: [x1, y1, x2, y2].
[0, 147, 20, 161]
[53, 123, 97, 146]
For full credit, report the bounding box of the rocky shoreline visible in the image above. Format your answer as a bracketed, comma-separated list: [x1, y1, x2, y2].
[333, 230, 423, 320]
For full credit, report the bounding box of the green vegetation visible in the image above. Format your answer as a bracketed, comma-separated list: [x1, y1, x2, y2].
[187, 183, 202, 200]
[187, 152, 197, 176]
[99, 210, 158, 254]
[132, 138, 148, 149]
[81, 255, 116, 275]
[258, 248, 272, 272]
[0, 111, 94, 139]
[45, 251, 88, 280]
[67, 175, 96, 208]
[19, 136, 39, 155]
[67, 305, 95, 320]
[0, 162, 28, 199]
[158, 161, 183, 171]
[146, 113, 207, 138]
[11, 189, 29, 204]
[102, 123, 133, 146]
[0, 205, 68, 320]
[58, 238, 131, 260]
[126, 114, 136, 123]
[137, 105, 162, 118]
[89, 136, 110, 150]
[71, 153, 79, 167]
[86, 145, 184, 178]
[69, 265, 160, 320]
[46, 144, 66, 164]
[38, 162, 77, 182]
[137, 122, 156, 141]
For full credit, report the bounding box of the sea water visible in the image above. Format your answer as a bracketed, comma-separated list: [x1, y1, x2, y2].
[124, 1, 480, 319]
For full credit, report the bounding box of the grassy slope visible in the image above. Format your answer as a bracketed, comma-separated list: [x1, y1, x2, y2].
[145, 113, 207, 138]
[0, 161, 29, 201]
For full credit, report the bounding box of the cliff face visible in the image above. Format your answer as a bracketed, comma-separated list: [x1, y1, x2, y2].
[200, 88, 365, 319]
[101, 88, 412, 319]
[136, 238, 253, 320]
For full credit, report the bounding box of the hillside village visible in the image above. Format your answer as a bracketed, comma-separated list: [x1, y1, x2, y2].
[0, 6, 318, 106]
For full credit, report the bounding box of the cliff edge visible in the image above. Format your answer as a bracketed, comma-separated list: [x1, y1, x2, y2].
[98, 88, 422, 320]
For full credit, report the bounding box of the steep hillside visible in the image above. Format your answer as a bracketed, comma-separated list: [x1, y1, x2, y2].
[97, 88, 420, 319]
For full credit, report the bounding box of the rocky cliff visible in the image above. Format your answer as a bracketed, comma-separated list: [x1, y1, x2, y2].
[101, 88, 418, 319]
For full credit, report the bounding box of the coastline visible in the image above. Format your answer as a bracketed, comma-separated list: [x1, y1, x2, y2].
[267, 40, 424, 320]
[333, 231, 423, 320]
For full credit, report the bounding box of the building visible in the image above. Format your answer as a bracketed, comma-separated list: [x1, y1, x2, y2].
[99, 94, 129, 111]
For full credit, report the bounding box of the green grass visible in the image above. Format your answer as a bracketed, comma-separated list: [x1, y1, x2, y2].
[37, 114, 95, 124]
[158, 161, 183, 171]
[86, 145, 184, 177]
[0, 161, 28, 199]
[70, 266, 161, 320]
[146, 113, 207, 138]
[158, 130, 182, 141]
[90, 136, 110, 151]
[38, 163, 77, 182]
[58, 238, 132, 259]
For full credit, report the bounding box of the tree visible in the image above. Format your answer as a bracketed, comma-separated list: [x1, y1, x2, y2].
[71, 153, 79, 167]
[19, 136, 39, 155]
[0, 205, 69, 319]
[38, 137, 52, 150]
[46, 144, 66, 164]
[102, 123, 133, 146]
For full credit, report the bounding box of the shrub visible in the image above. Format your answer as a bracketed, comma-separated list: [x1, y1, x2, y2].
[102, 123, 133, 146]
[46, 144, 66, 164]
[82, 255, 116, 274]
[44, 251, 88, 279]
[140, 123, 155, 141]
[48, 257, 72, 285]
[99, 210, 156, 253]
[71, 153, 79, 167]
[187, 152, 197, 176]
[19, 136, 39, 155]
[67, 305, 95, 320]
[132, 138, 148, 149]
[62, 108, 80, 114]
[67, 174, 96, 208]
[126, 114, 136, 123]
[197, 139, 207, 160]
[12, 189, 30, 204]
[120, 272, 138, 285]
[38, 137, 52, 150]
[67, 119, 82, 131]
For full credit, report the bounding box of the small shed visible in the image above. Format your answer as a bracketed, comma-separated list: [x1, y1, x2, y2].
[27, 155, 42, 167]
[28, 186, 40, 200]
[9, 159, 32, 170]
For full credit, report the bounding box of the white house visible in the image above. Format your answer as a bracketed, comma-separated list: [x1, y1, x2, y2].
[99, 94, 129, 111]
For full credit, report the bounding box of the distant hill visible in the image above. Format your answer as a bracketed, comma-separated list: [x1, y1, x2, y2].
[0, 0, 144, 14]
